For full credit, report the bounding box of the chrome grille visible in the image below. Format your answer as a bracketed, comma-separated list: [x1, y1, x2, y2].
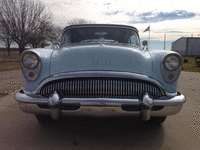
[40, 78, 163, 99]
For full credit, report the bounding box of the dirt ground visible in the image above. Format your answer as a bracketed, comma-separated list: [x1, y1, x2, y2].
[0, 51, 20, 72]
[0, 70, 23, 98]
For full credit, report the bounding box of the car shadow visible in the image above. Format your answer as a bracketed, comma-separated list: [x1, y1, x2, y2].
[35, 116, 164, 150]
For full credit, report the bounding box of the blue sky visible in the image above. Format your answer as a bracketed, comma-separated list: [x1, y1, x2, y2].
[2, 0, 200, 50]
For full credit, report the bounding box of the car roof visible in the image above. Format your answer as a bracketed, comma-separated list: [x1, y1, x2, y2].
[63, 24, 139, 33]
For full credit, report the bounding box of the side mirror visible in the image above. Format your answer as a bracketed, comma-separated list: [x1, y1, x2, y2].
[142, 40, 148, 50]
[142, 40, 148, 46]
[53, 40, 60, 49]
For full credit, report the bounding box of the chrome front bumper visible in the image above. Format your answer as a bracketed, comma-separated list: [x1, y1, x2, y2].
[15, 90, 186, 121]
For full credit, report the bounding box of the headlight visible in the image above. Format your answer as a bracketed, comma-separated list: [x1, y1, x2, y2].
[22, 52, 39, 69]
[163, 55, 181, 71]
[20, 51, 41, 81]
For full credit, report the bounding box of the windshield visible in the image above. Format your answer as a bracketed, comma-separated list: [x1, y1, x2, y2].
[61, 27, 140, 46]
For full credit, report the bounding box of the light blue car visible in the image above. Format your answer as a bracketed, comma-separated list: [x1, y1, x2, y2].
[15, 24, 186, 124]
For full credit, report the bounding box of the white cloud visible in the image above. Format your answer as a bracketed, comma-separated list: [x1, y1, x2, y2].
[40, 0, 200, 41]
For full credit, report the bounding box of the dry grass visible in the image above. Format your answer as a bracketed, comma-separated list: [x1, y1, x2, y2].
[0, 50, 21, 72]
[182, 57, 200, 73]
[0, 50, 21, 98]
[0, 90, 9, 98]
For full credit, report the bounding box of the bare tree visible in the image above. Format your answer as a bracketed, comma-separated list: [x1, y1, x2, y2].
[69, 18, 94, 25]
[51, 26, 63, 42]
[48, 25, 63, 48]
[0, 27, 13, 56]
[0, 0, 51, 54]
[27, 23, 52, 48]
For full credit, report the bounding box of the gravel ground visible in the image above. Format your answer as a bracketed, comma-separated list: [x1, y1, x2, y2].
[177, 71, 200, 102]
[0, 70, 24, 97]
[0, 70, 200, 149]
[177, 71, 200, 138]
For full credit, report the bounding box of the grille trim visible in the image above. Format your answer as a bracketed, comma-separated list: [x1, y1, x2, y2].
[40, 77, 164, 99]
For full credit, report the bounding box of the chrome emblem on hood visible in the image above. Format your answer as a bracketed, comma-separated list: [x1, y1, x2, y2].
[93, 60, 111, 66]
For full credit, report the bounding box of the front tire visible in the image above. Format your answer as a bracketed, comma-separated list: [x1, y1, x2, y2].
[35, 115, 55, 124]
[147, 116, 167, 125]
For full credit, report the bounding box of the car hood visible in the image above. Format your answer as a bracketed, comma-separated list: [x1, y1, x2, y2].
[50, 44, 153, 76]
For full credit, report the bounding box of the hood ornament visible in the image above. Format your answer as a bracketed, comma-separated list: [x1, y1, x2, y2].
[100, 38, 105, 45]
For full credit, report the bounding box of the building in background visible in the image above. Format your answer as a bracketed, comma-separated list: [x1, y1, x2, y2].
[171, 37, 200, 56]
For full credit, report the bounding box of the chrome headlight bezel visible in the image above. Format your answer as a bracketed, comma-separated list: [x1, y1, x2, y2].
[20, 50, 41, 81]
[163, 54, 181, 71]
[21, 51, 39, 69]
[161, 53, 182, 83]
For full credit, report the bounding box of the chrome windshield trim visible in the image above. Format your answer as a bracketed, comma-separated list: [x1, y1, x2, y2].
[24, 71, 166, 95]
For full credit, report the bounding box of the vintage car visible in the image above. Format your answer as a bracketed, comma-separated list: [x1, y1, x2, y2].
[15, 24, 186, 124]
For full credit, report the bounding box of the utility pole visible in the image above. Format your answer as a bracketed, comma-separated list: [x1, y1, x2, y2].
[148, 28, 150, 50]
[164, 34, 166, 50]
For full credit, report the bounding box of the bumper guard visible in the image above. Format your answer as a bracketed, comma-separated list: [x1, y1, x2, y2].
[15, 90, 186, 121]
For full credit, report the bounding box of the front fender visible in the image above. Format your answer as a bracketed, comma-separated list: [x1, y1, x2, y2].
[23, 48, 54, 92]
[149, 50, 181, 93]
